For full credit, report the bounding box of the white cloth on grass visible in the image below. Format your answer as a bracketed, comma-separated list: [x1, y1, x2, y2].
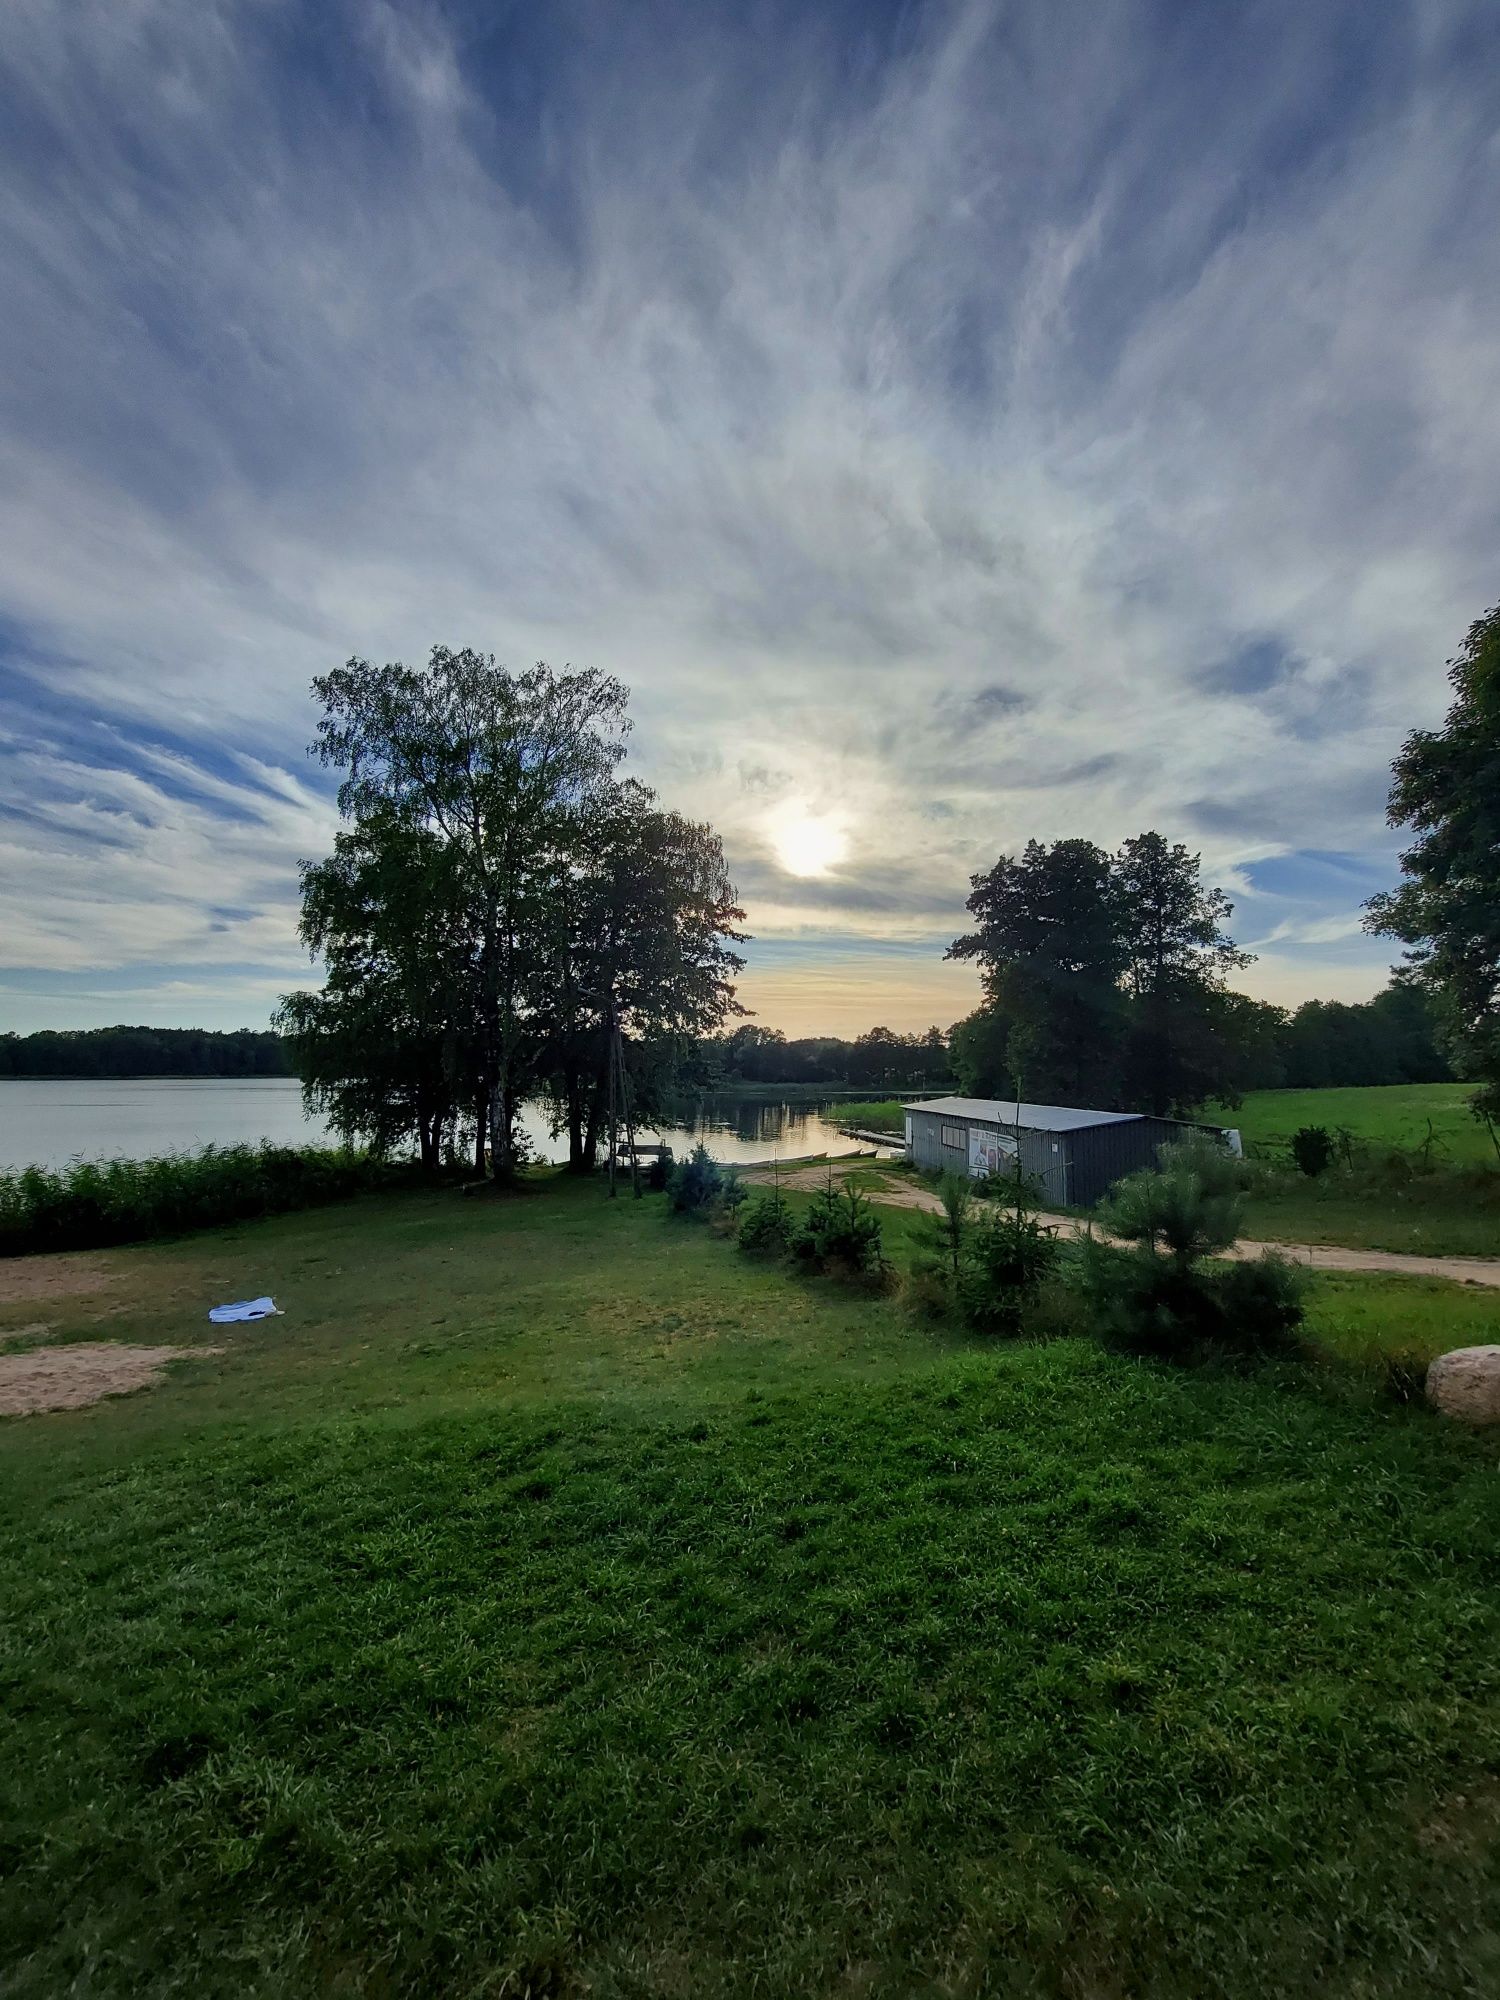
[208, 1297, 281, 1323]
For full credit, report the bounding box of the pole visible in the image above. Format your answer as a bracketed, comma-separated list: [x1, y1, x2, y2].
[618, 1017, 642, 1198]
[606, 998, 619, 1199]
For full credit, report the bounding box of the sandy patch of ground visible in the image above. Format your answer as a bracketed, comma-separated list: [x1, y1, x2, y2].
[0, 1343, 222, 1416]
[0, 1253, 118, 1306]
[743, 1163, 1500, 1287]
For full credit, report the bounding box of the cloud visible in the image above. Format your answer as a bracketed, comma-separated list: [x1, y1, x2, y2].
[1, 0, 1497, 1029]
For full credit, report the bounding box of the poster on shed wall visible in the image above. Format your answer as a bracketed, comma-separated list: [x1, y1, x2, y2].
[968, 1128, 1005, 1177]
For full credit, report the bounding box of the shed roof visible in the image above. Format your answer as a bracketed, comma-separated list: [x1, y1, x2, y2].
[901, 1096, 1146, 1133]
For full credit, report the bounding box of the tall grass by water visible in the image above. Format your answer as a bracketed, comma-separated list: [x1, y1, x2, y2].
[0, 1143, 401, 1257]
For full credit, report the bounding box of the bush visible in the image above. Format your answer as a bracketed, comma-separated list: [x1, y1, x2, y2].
[1291, 1126, 1336, 1178]
[737, 1188, 794, 1256]
[907, 1174, 974, 1295]
[900, 1264, 952, 1320]
[956, 1207, 1061, 1335]
[1213, 1253, 1309, 1356]
[666, 1144, 739, 1216]
[1074, 1136, 1306, 1362]
[791, 1176, 885, 1279]
[0, 1144, 396, 1257]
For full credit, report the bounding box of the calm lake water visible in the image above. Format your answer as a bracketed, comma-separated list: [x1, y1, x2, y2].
[0, 1078, 901, 1173]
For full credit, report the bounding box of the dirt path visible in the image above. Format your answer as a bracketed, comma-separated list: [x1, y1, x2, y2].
[743, 1164, 1500, 1289]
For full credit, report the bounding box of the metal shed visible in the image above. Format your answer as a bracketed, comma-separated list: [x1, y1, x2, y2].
[901, 1096, 1200, 1208]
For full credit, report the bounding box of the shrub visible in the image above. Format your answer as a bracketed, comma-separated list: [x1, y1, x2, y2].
[1378, 1347, 1431, 1408]
[908, 1174, 973, 1291]
[646, 1148, 673, 1192]
[791, 1175, 885, 1279]
[0, 1144, 396, 1257]
[900, 1264, 952, 1320]
[956, 1207, 1061, 1335]
[737, 1188, 794, 1257]
[666, 1144, 731, 1215]
[1291, 1126, 1336, 1178]
[1213, 1252, 1310, 1357]
[1074, 1135, 1306, 1362]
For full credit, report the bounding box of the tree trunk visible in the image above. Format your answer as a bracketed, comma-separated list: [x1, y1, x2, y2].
[473, 1092, 487, 1175]
[583, 1078, 604, 1173]
[489, 1075, 511, 1178]
[567, 1093, 586, 1172]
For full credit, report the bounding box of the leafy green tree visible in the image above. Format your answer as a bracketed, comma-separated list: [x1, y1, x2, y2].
[1113, 833, 1253, 1116]
[542, 781, 745, 1172]
[308, 647, 629, 1175]
[1366, 602, 1500, 1129]
[947, 838, 1126, 1103]
[285, 648, 744, 1176]
[277, 809, 481, 1165]
[947, 1004, 1016, 1098]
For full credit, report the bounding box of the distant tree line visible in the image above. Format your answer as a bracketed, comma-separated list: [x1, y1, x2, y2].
[701, 1023, 952, 1089]
[0, 1026, 290, 1079]
[696, 983, 1448, 1102]
[1267, 984, 1450, 1091]
[3, 987, 1446, 1098]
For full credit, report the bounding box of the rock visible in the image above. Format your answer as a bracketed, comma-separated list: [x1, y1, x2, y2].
[1426, 1346, 1500, 1426]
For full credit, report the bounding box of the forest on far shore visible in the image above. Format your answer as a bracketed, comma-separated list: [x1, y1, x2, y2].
[0, 1027, 291, 1079]
[0, 979, 1451, 1096]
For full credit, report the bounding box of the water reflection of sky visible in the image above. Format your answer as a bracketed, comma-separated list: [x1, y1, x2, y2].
[0, 1078, 905, 1171]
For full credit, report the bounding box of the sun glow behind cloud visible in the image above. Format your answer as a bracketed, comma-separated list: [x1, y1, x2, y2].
[770, 809, 850, 880]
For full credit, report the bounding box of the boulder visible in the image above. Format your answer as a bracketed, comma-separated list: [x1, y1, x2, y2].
[1426, 1346, 1500, 1426]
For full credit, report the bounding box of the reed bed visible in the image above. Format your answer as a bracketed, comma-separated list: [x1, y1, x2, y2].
[0, 1143, 403, 1257]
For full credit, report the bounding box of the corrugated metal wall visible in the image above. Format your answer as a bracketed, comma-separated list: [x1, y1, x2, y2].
[1066, 1117, 1185, 1207]
[906, 1109, 966, 1174]
[908, 1110, 1197, 1207]
[905, 1110, 1070, 1204]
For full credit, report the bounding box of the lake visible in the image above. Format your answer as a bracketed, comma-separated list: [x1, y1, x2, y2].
[0, 1078, 901, 1173]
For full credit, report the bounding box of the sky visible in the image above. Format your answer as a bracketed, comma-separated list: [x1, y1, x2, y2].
[2, 0, 1498, 1040]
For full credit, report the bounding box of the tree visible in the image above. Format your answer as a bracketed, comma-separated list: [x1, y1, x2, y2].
[947, 1004, 1017, 1098]
[1112, 833, 1253, 1116]
[276, 809, 481, 1166]
[1365, 602, 1500, 1128]
[308, 648, 630, 1175]
[541, 782, 746, 1173]
[1077, 1136, 1305, 1360]
[283, 647, 745, 1176]
[947, 838, 1126, 1103]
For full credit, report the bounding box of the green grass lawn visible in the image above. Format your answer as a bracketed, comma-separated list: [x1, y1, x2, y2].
[1206, 1081, 1490, 1163]
[3, 1178, 1500, 1998]
[1237, 1172, 1500, 1260]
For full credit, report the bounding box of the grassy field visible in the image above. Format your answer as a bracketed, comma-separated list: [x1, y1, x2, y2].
[3, 1178, 1500, 1998]
[1205, 1084, 1498, 1258]
[1205, 1081, 1491, 1162]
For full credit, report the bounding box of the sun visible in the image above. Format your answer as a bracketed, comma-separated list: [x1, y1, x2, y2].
[772, 809, 849, 878]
